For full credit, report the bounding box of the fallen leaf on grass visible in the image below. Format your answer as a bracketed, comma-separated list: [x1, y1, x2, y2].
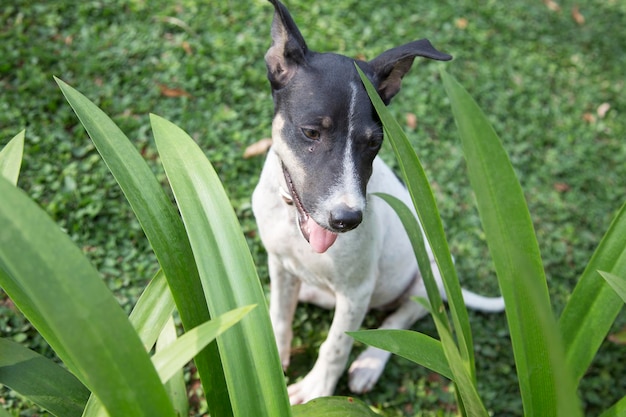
[543, 0, 561, 12]
[455, 17, 468, 30]
[182, 41, 193, 55]
[158, 84, 192, 98]
[609, 326, 626, 345]
[597, 102, 611, 118]
[582, 112, 595, 124]
[406, 113, 417, 129]
[553, 182, 570, 192]
[243, 138, 273, 158]
[572, 5, 585, 25]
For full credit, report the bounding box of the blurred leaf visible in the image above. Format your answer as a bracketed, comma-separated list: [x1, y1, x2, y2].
[560, 202, 626, 384]
[348, 329, 452, 381]
[0, 338, 89, 417]
[158, 84, 192, 98]
[243, 138, 273, 159]
[599, 271, 626, 303]
[151, 114, 291, 417]
[441, 69, 581, 417]
[0, 130, 25, 185]
[608, 327, 626, 346]
[0, 178, 175, 417]
[292, 396, 379, 417]
[55, 78, 232, 417]
[598, 395, 626, 417]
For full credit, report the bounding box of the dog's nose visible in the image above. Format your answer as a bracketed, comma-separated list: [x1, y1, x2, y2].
[329, 205, 363, 232]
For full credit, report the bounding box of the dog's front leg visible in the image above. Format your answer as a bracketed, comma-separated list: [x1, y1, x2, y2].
[268, 254, 301, 370]
[288, 290, 370, 404]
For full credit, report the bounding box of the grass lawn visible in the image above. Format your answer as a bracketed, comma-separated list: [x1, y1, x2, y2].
[1, 0, 625, 415]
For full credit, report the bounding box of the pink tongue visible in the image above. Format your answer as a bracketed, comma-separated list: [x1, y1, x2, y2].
[306, 218, 338, 253]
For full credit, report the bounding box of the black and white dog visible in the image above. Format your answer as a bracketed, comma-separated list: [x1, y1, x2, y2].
[252, 0, 504, 404]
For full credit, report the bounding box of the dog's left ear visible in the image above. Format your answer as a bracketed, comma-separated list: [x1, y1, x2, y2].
[368, 39, 452, 104]
[265, 0, 309, 90]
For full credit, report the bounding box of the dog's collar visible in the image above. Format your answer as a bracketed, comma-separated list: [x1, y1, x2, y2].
[279, 185, 293, 205]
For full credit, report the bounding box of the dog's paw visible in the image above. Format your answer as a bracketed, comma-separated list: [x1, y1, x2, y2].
[287, 371, 335, 405]
[348, 347, 390, 394]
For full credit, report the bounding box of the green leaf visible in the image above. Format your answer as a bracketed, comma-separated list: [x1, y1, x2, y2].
[0, 338, 89, 417]
[348, 329, 452, 380]
[292, 396, 379, 417]
[441, 69, 581, 417]
[599, 271, 626, 303]
[0, 130, 25, 185]
[130, 269, 176, 350]
[428, 306, 488, 417]
[0, 178, 175, 417]
[82, 269, 176, 417]
[560, 202, 626, 384]
[598, 395, 626, 417]
[55, 78, 231, 417]
[157, 316, 189, 417]
[151, 114, 291, 417]
[356, 65, 475, 377]
[153, 305, 256, 383]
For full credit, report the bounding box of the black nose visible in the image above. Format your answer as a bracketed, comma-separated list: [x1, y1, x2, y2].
[329, 205, 363, 232]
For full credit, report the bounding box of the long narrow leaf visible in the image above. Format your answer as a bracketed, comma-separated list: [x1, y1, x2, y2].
[348, 329, 452, 380]
[560, 202, 626, 383]
[428, 304, 488, 416]
[82, 269, 176, 417]
[0, 130, 25, 185]
[157, 316, 189, 417]
[356, 65, 475, 377]
[441, 69, 581, 417]
[151, 114, 291, 417]
[153, 305, 256, 383]
[598, 395, 626, 417]
[55, 78, 232, 417]
[0, 338, 89, 417]
[599, 271, 626, 303]
[0, 178, 175, 417]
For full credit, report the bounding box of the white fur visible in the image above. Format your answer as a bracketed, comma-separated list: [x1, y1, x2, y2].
[253, 147, 503, 404]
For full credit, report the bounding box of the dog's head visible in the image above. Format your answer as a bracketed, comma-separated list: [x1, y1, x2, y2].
[266, 0, 451, 253]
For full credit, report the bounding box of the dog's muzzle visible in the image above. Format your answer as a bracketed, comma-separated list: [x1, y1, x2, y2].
[281, 165, 342, 254]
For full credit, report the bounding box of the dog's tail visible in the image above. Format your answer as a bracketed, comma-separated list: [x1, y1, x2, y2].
[460, 289, 505, 313]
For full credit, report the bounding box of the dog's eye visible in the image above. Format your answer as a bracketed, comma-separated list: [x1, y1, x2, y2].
[301, 128, 321, 140]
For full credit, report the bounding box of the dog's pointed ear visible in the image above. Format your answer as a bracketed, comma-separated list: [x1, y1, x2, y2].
[265, 0, 309, 89]
[369, 39, 452, 104]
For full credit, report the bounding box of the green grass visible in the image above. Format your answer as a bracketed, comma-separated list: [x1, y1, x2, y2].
[1, 0, 625, 415]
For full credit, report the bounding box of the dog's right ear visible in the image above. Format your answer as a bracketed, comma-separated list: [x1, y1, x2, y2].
[266, 0, 309, 89]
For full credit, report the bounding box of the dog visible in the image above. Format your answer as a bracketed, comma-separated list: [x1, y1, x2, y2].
[252, 0, 504, 404]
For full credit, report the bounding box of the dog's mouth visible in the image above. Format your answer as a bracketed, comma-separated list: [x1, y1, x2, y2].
[281, 165, 338, 254]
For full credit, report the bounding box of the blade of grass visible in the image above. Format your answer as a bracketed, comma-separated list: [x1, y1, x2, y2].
[559, 202, 626, 384]
[0, 130, 25, 185]
[349, 329, 453, 381]
[0, 338, 90, 417]
[55, 78, 232, 417]
[151, 114, 291, 417]
[441, 69, 581, 417]
[0, 178, 175, 417]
